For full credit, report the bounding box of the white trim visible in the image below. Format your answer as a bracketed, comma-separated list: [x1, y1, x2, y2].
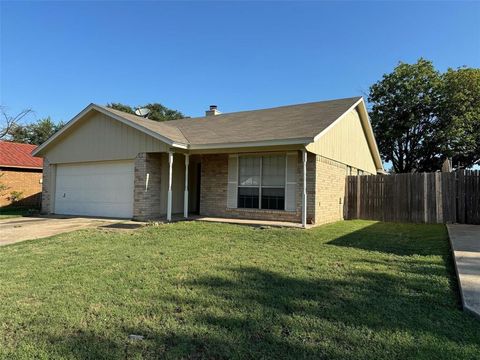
[284, 155, 288, 210]
[184, 154, 189, 218]
[32, 104, 188, 157]
[311, 98, 384, 173]
[302, 149, 307, 228]
[258, 156, 263, 209]
[92, 106, 188, 149]
[355, 100, 384, 172]
[189, 137, 312, 150]
[167, 151, 173, 221]
[312, 97, 363, 142]
[32, 104, 95, 156]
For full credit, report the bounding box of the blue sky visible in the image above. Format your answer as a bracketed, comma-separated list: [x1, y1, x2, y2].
[1, 1, 479, 124]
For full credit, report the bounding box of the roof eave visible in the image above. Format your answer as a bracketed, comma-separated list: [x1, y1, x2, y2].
[0, 164, 43, 170]
[32, 104, 188, 157]
[311, 97, 384, 173]
[188, 137, 313, 150]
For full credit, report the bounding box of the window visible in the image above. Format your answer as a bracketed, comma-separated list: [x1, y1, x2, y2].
[238, 154, 286, 210]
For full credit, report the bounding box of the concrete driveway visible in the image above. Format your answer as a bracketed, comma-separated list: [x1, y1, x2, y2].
[0, 216, 129, 246]
[447, 224, 480, 319]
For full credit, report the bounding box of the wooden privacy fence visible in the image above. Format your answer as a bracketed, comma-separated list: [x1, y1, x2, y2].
[345, 170, 480, 224]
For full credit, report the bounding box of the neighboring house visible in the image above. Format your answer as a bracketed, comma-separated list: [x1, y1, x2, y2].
[32, 96, 384, 227]
[0, 141, 43, 207]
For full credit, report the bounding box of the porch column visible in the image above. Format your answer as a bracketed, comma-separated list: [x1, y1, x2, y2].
[302, 149, 307, 228]
[184, 154, 189, 218]
[167, 151, 173, 221]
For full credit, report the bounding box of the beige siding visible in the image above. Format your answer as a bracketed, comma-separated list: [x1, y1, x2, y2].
[306, 108, 376, 174]
[43, 111, 169, 164]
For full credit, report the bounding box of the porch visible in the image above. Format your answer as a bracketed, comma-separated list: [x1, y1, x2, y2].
[133, 150, 310, 227]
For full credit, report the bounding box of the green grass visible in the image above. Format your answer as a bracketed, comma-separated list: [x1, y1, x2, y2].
[0, 220, 479, 359]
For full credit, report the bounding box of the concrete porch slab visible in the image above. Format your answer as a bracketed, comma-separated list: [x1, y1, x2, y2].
[447, 224, 480, 319]
[141, 214, 306, 228]
[188, 215, 307, 228]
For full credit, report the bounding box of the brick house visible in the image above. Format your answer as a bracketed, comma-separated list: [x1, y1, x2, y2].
[0, 141, 43, 207]
[32, 97, 384, 227]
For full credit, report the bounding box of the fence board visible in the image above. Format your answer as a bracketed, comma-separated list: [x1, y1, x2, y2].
[345, 170, 480, 224]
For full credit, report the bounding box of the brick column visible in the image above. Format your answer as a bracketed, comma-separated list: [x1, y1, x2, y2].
[41, 158, 56, 214]
[133, 153, 163, 221]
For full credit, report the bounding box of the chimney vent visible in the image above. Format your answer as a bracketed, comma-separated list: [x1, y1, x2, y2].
[206, 105, 221, 116]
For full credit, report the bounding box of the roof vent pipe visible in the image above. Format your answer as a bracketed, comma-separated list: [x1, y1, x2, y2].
[205, 105, 221, 116]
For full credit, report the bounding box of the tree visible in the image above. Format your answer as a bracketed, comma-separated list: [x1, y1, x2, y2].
[437, 67, 480, 169]
[0, 107, 33, 140]
[0, 173, 9, 197]
[368, 59, 480, 172]
[9, 117, 64, 145]
[107, 102, 184, 122]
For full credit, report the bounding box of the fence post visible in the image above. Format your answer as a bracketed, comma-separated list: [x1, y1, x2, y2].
[457, 170, 465, 223]
[356, 176, 361, 219]
[423, 173, 427, 223]
[435, 172, 443, 223]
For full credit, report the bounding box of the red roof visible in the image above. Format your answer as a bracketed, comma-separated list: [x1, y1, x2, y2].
[0, 141, 43, 169]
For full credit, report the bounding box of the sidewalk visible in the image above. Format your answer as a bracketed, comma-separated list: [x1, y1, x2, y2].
[447, 224, 480, 319]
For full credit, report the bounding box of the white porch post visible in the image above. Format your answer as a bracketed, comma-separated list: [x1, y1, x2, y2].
[167, 151, 173, 222]
[184, 154, 189, 218]
[302, 149, 307, 228]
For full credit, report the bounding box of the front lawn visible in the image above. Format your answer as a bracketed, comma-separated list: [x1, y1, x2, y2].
[0, 220, 479, 359]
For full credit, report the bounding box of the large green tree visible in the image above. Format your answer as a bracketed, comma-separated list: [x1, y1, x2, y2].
[9, 117, 64, 145]
[107, 102, 184, 122]
[437, 67, 480, 169]
[368, 59, 480, 172]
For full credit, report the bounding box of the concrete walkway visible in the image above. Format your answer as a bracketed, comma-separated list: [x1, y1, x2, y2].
[447, 224, 480, 319]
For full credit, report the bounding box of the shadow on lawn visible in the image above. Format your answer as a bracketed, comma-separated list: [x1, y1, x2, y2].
[326, 222, 448, 257]
[150, 263, 479, 359]
[43, 223, 479, 359]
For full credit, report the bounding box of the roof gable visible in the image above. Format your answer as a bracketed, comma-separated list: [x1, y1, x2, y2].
[32, 97, 383, 173]
[168, 97, 362, 146]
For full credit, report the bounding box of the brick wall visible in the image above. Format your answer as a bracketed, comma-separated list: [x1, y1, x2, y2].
[313, 156, 347, 225]
[133, 152, 163, 220]
[200, 153, 302, 223]
[0, 167, 42, 207]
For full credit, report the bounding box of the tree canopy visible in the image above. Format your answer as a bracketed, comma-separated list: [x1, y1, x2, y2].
[368, 59, 480, 173]
[107, 102, 184, 122]
[8, 117, 64, 145]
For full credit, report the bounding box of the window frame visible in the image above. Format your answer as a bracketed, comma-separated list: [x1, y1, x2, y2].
[237, 153, 287, 211]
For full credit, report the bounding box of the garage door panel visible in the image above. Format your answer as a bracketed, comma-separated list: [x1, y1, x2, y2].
[55, 161, 134, 218]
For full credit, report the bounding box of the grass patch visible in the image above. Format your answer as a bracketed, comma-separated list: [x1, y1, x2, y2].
[0, 220, 479, 359]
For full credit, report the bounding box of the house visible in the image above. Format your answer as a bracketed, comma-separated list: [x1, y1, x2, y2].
[32, 96, 384, 227]
[0, 141, 43, 207]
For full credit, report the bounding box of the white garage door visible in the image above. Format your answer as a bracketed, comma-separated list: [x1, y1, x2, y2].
[54, 160, 134, 218]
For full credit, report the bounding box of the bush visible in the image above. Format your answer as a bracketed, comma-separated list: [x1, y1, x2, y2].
[9, 191, 24, 203]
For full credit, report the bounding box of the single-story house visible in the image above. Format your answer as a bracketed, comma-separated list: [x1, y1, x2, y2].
[0, 141, 43, 207]
[32, 96, 384, 227]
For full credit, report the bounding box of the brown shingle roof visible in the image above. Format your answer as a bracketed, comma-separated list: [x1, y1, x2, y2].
[98, 106, 188, 144]
[97, 96, 361, 147]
